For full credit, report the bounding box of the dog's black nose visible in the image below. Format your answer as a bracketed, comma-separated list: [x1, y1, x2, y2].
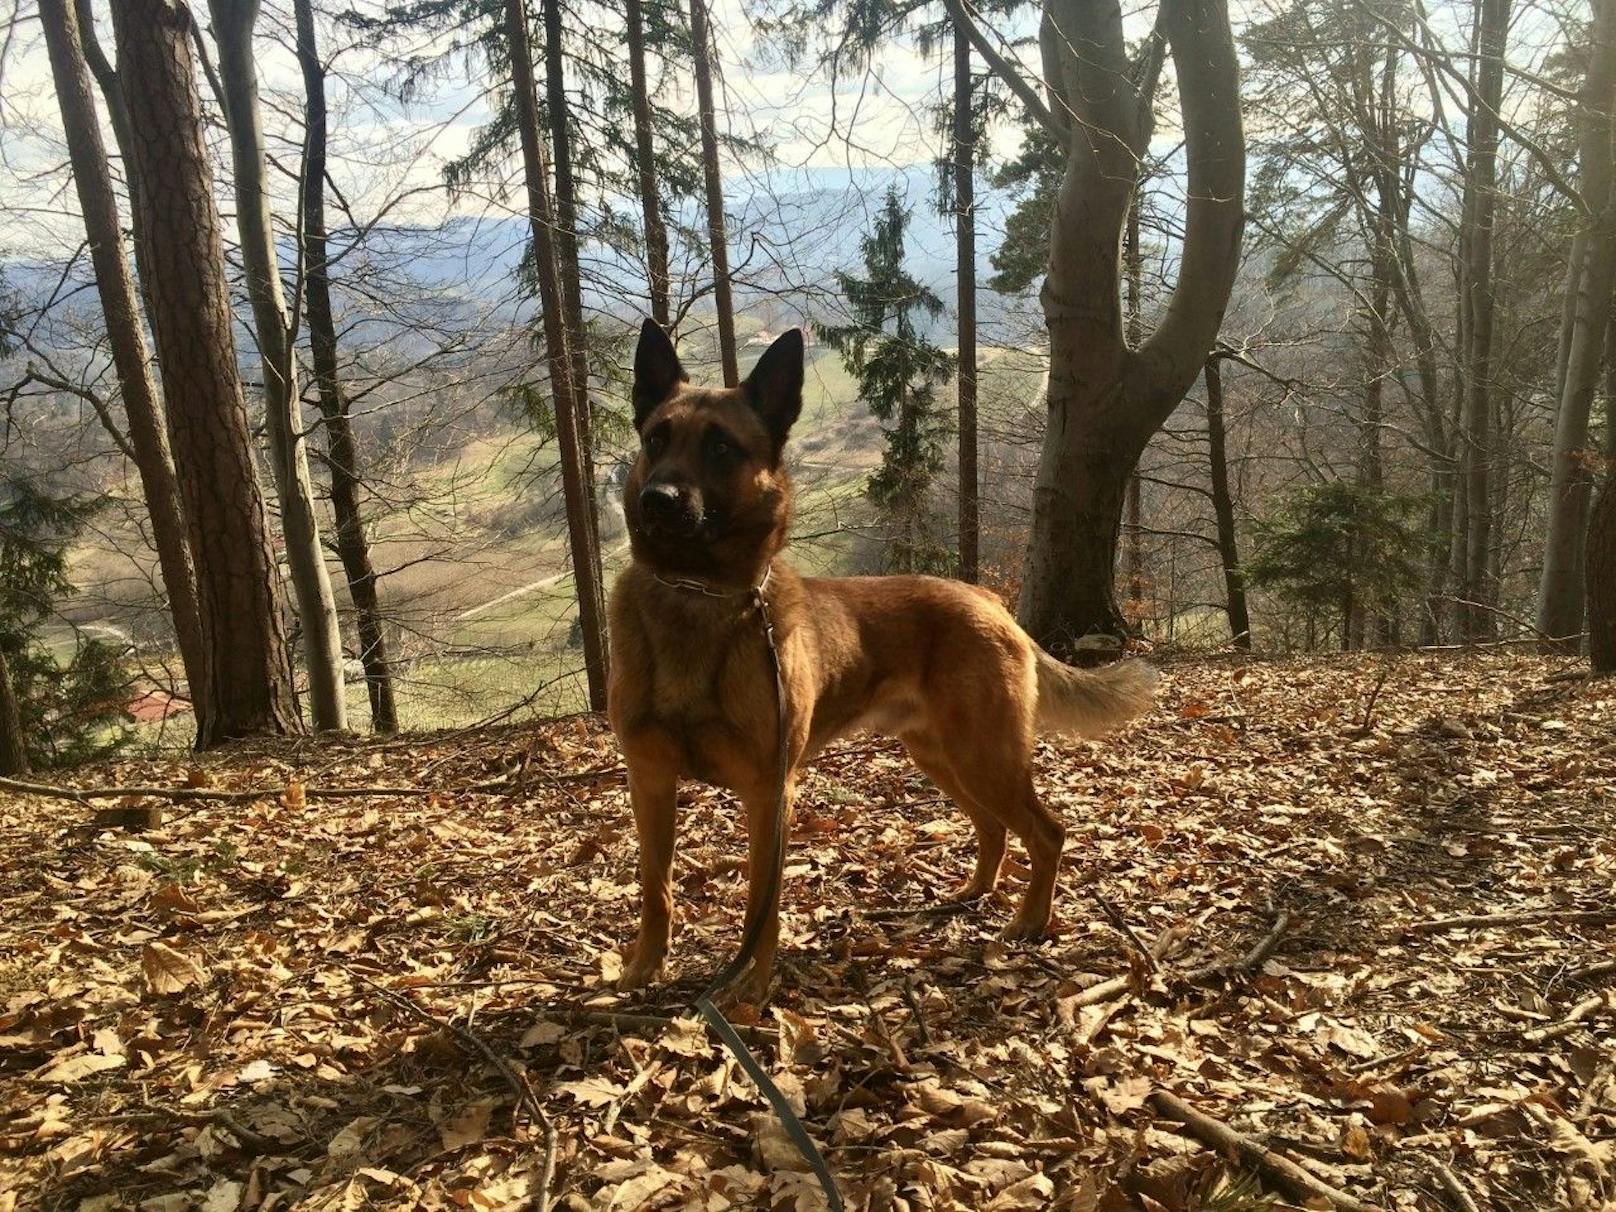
[639, 482, 697, 534]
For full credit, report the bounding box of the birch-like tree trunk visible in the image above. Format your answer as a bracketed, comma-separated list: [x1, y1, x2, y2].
[209, 0, 347, 730]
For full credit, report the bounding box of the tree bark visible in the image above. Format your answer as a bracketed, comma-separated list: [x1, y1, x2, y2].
[505, 0, 610, 710]
[1205, 358, 1250, 648]
[39, 0, 208, 729]
[209, 0, 347, 731]
[1537, 0, 1616, 649]
[0, 648, 27, 777]
[1589, 470, 1616, 672]
[954, 20, 979, 583]
[690, 0, 739, 386]
[109, 0, 299, 746]
[1013, 0, 1244, 653]
[1455, 0, 1510, 642]
[293, 0, 398, 732]
[626, 0, 671, 328]
[540, 0, 605, 631]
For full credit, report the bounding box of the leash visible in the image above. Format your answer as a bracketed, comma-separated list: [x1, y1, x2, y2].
[655, 567, 843, 1210]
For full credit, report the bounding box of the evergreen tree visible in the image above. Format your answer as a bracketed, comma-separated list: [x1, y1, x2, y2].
[824, 189, 955, 573]
[1246, 481, 1423, 651]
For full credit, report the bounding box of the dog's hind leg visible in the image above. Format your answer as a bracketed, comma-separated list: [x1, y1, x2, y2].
[902, 732, 1006, 901]
[941, 737, 1064, 941]
[619, 746, 680, 991]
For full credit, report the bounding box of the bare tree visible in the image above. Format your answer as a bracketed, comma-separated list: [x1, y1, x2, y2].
[0, 650, 26, 776]
[109, 0, 299, 745]
[627, 0, 672, 327]
[953, 20, 978, 583]
[293, 0, 398, 731]
[210, 0, 347, 730]
[1537, 0, 1616, 649]
[505, 0, 610, 709]
[952, 0, 1245, 649]
[1453, 0, 1510, 642]
[690, 0, 739, 385]
[1205, 356, 1250, 648]
[38, 0, 206, 723]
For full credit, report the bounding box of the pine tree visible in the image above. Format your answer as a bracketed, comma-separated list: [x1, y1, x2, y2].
[824, 189, 955, 572]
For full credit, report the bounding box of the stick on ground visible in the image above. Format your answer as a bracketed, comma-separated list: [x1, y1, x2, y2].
[1149, 1090, 1383, 1212]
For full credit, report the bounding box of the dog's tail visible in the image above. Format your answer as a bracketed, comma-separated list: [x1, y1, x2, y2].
[1034, 648, 1158, 738]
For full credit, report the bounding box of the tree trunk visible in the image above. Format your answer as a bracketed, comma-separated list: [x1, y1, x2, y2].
[0, 648, 27, 777]
[1123, 195, 1144, 618]
[1537, 0, 1616, 648]
[39, 0, 208, 728]
[626, 0, 671, 328]
[505, 0, 610, 710]
[209, 0, 346, 731]
[540, 0, 605, 631]
[109, 0, 299, 746]
[1013, 0, 1244, 653]
[293, 0, 398, 732]
[1589, 471, 1616, 672]
[953, 20, 979, 583]
[690, 0, 738, 386]
[1205, 358, 1250, 648]
[1455, 0, 1510, 642]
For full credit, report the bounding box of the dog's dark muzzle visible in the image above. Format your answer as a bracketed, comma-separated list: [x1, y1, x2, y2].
[639, 481, 703, 539]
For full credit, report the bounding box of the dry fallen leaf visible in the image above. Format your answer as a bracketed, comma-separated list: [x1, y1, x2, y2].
[141, 940, 204, 996]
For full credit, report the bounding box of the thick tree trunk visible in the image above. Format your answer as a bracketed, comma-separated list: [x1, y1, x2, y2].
[1589, 471, 1616, 672]
[1455, 0, 1510, 642]
[1537, 0, 1616, 648]
[1205, 358, 1250, 648]
[1015, 0, 1244, 653]
[626, 0, 671, 327]
[954, 21, 979, 583]
[293, 0, 397, 732]
[690, 0, 738, 386]
[0, 649, 27, 777]
[505, 0, 610, 710]
[39, 0, 208, 728]
[209, 0, 346, 731]
[109, 0, 299, 746]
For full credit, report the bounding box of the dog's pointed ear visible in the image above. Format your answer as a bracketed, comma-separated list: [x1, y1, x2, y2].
[633, 318, 686, 429]
[745, 328, 804, 455]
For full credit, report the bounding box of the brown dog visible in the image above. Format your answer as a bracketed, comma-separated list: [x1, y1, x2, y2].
[608, 320, 1157, 1004]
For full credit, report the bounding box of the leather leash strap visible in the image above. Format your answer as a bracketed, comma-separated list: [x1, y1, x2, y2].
[660, 569, 843, 1210]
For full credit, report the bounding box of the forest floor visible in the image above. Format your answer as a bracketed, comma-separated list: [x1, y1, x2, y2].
[0, 650, 1612, 1212]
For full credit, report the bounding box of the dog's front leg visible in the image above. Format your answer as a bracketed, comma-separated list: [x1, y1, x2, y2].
[619, 757, 679, 990]
[714, 776, 795, 1007]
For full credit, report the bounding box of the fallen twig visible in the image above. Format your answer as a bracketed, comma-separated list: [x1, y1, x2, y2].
[1524, 993, 1606, 1043]
[1092, 890, 1157, 972]
[1149, 1090, 1382, 1212]
[2, 775, 443, 804]
[1184, 910, 1293, 985]
[1406, 908, 1616, 934]
[1430, 1159, 1482, 1212]
[1066, 925, 1187, 1011]
[349, 970, 556, 1210]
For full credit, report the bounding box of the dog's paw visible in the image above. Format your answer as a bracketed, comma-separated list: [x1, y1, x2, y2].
[946, 880, 993, 904]
[1000, 916, 1050, 943]
[709, 963, 771, 1012]
[616, 948, 666, 991]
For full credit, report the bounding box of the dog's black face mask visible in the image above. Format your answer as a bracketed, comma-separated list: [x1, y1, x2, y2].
[625, 320, 802, 580]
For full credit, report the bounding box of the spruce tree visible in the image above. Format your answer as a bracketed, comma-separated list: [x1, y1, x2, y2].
[825, 189, 955, 572]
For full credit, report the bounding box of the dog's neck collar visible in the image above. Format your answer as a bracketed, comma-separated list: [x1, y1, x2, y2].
[653, 565, 772, 600]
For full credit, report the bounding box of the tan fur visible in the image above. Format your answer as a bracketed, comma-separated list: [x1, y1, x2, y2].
[609, 324, 1155, 1005]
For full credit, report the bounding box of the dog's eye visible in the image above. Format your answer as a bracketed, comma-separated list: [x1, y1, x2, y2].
[643, 430, 668, 458]
[711, 439, 731, 457]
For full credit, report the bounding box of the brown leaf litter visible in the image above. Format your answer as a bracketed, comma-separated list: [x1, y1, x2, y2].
[0, 650, 1611, 1211]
